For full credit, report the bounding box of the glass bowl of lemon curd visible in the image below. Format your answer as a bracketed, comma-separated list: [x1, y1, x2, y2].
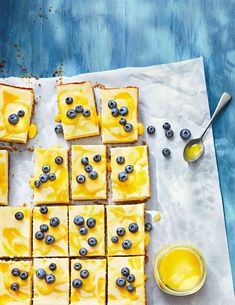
[154, 244, 206, 296]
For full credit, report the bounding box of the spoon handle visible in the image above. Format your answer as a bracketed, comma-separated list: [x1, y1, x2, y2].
[200, 92, 232, 139]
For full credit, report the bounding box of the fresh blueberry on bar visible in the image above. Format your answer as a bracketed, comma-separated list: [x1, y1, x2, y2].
[45, 235, 55, 245]
[128, 223, 139, 233]
[125, 165, 134, 174]
[93, 154, 101, 162]
[20, 271, 28, 280]
[15, 211, 24, 220]
[40, 206, 48, 214]
[79, 226, 88, 235]
[74, 216, 85, 226]
[34, 180, 42, 188]
[124, 123, 133, 132]
[40, 224, 49, 232]
[121, 267, 130, 277]
[18, 109, 25, 117]
[180, 128, 191, 140]
[83, 109, 91, 117]
[50, 217, 60, 227]
[88, 237, 97, 247]
[66, 109, 77, 119]
[111, 108, 119, 117]
[81, 157, 89, 166]
[118, 172, 128, 182]
[119, 118, 127, 125]
[42, 165, 50, 173]
[116, 227, 125, 237]
[119, 106, 129, 116]
[79, 248, 88, 256]
[36, 268, 46, 279]
[86, 217, 96, 228]
[65, 96, 73, 104]
[10, 283, 19, 291]
[122, 240, 132, 250]
[55, 156, 63, 164]
[116, 277, 126, 287]
[39, 173, 48, 183]
[111, 236, 119, 243]
[126, 284, 135, 292]
[147, 126, 156, 135]
[8, 114, 19, 125]
[88, 170, 98, 180]
[12, 268, 20, 277]
[163, 122, 171, 130]
[108, 100, 117, 109]
[45, 273, 56, 284]
[35, 231, 44, 240]
[76, 174, 86, 184]
[165, 129, 174, 138]
[74, 262, 82, 270]
[72, 278, 83, 288]
[116, 156, 125, 164]
[80, 269, 89, 279]
[48, 173, 56, 181]
[127, 274, 135, 283]
[75, 105, 83, 113]
[162, 148, 171, 158]
[49, 263, 57, 271]
[85, 164, 93, 173]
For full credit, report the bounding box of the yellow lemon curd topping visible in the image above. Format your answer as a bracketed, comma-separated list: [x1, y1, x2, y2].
[0, 260, 32, 305]
[28, 123, 37, 139]
[56, 82, 100, 140]
[184, 143, 203, 162]
[0, 84, 34, 143]
[71, 145, 107, 200]
[71, 259, 106, 305]
[54, 113, 61, 122]
[106, 204, 145, 256]
[69, 205, 105, 257]
[33, 206, 68, 257]
[110, 145, 150, 202]
[138, 123, 144, 135]
[33, 147, 69, 204]
[108, 256, 145, 305]
[0, 207, 31, 257]
[101, 87, 139, 144]
[33, 258, 69, 305]
[0, 150, 8, 205]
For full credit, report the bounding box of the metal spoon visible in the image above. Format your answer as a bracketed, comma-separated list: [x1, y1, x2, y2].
[183, 92, 232, 163]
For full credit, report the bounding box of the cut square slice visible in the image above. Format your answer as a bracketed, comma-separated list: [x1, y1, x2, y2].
[69, 205, 105, 257]
[71, 258, 106, 305]
[0, 207, 32, 257]
[33, 147, 69, 204]
[71, 145, 107, 200]
[101, 87, 139, 144]
[56, 81, 100, 140]
[106, 204, 145, 256]
[0, 260, 32, 305]
[0, 150, 8, 205]
[110, 145, 150, 202]
[33, 205, 68, 257]
[33, 257, 69, 305]
[107, 256, 146, 305]
[0, 84, 34, 143]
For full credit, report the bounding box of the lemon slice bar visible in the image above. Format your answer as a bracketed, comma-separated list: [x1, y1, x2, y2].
[0, 150, 8, 205]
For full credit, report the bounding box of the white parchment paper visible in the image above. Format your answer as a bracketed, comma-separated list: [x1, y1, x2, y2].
[0, 57, 234, 304]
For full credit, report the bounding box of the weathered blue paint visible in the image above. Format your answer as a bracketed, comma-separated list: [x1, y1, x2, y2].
[0, 0, 235, 287]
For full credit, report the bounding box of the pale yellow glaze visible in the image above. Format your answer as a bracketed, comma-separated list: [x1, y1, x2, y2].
[71, 145, 107, 200]
[101, 87, 139, 143]
[0, 150, 8, 205]
[33, 258, 69, 305]
[110, 145, 150, 202]
[154, 211, 161, 222]
[108, 256, 145, 305]
[0, 84, 34, 143]
[184, 143, 203, 162]
[33, 147, 69, 204]
[56, 82, 99, 140]
[0, 260, 32, 305]
[69, 205, 105, 257]
[0, 207, 31, 257]
[71, 258, 106, 305]
[33, 206, 68, 257]
[54, 114, 61, 122]
[145, 232, 150, 246]
[138, 123, 144, 136]
[106, 204, 145, 256]
[28, 123, 37, 139]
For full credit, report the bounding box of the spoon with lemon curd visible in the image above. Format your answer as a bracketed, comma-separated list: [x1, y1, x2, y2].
[183, 92, 232, 163]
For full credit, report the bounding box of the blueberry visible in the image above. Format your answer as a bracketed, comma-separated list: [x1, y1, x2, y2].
[8, 114, 19, 125]
[48, 173, 56, 181]
[49, 263, 57, 271]
[83, 109, 91, 117]
[72, 278, 83, 288]
[93, 154, 101, 162]
[10, 283, 19, 291]
[180, 128, 191, 141]
[36, 268, 46, 279]
[111, 108, 119, 117]
[81, 157, 89, 166]
[126, 284, 135, 292]
[79, 226, 88, 235]
[45, 235, 55, 245]
[74, 263, 82, 270]
[20, 271, 28, 280]
[74, 216, 85, 226]
[15, 211, 24, 220]
[76, 174, 86, 184]
[162, 148, 171, 158]
[119, 106, 129, 116]
[116, 227, 125, 237]
[163, 122, 171, 130]
[65, 96, 73, 104]
[121, 267, 130, 277]
[42, 165, 50, 173]
[165, 129, 174, 138]
[35, 231, 44, 240]
[88, 171, 98, 180]
[128, 223, 139, 233]
[147, 126, 156, 135]
[39, 173, 48, 183]
[111, 236, 119, 243]
[34, 180, 41, 188]
[88, 237, 97, 247]
[50, 217, 60, 227]
[125, 165, 134, 174]
[85, 164, 93, 173]
[80, 269, 89, 279]
[45, 274, 55, 284]
[55, 156, 63, 165]
[108, 100, 117, 109]
[116, 277, 126, 287]
[18, 109, 25, 117]
[12, 268, 20, 277]
[66, 109, 77, 119]
[118, 172, 128, 182]
[145, 223, 153, 232]
[127, 274, 135, 283]
[124, 123, 133, 132]
[116, 156, 125, 164]
[55, 124, 63, 134]
[119, 118, 127, 125]
[86, 218, 96, 228]
[40, 206, 48, 214]
[75, 105, 83, 113]
[40, 224, 49, 233]
[122, 240, 132, 250]
[79, 248, 88, 256]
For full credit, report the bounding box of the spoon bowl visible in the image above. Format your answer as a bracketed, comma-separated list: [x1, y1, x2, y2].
[183, 138, 204, 163]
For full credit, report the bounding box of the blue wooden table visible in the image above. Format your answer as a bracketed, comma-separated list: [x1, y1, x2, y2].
[1, 0, 235, 288]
